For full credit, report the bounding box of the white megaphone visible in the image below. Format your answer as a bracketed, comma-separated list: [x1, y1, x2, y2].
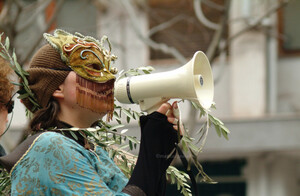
[114, 51, 214, 113]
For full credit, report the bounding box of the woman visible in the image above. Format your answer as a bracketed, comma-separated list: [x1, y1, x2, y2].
[0, 58, 14, 156]
[0, 29, 180, 195]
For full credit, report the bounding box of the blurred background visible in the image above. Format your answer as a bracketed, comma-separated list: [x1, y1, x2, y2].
[0, 0, 299, 195]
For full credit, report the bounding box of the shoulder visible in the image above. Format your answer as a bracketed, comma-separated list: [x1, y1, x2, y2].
[33, 131, 85, 154]
[10, 132, 87, 175]
[36, 131, 74, 145]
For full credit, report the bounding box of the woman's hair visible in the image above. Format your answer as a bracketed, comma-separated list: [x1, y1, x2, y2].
[29, 98, 60, 133]
[0, 58, 14, 111]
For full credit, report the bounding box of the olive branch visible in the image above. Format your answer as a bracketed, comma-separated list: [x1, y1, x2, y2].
[0, 33, 41, 115]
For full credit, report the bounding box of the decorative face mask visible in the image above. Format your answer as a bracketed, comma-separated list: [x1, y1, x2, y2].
[44, 29, 117, 83]
[44, 29, 118, 120]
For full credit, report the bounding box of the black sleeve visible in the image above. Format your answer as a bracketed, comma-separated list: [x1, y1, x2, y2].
[123, 112, 179, 196]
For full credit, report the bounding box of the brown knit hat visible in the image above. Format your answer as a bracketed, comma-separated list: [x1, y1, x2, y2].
[21, 44, 71, 112]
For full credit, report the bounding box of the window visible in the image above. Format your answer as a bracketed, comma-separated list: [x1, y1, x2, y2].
[278, 0, 300, 56]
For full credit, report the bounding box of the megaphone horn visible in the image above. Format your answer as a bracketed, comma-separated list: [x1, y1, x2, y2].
[114, 51, 214, 113]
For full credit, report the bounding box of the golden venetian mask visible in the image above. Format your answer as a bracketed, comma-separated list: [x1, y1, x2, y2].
[44, 29, 118, 83]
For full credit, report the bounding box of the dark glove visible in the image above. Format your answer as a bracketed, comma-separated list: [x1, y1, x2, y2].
[126, 112, 179, 196]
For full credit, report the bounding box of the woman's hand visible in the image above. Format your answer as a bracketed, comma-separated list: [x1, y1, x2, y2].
[127, 101, 183, 195]
[156, 101, 183, 135]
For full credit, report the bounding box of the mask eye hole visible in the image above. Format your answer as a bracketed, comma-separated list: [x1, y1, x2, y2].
[86, 64, 101, 71]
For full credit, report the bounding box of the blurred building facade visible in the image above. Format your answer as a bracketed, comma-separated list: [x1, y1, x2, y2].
[2, 0, 299, 195]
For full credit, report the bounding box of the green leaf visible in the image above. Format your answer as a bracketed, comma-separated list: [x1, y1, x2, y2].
[118, 164, 130, 173]
[69, 131, 78, 140]
[126, 116, 130, 123]
[208, 114, 224, 126]
[120, 129, 128, 134]
[108, 124, 124, 131]
[181, 140, 189, 153]
[23, 82, 34, 96]
[11, 82, 23, 86]
[170, 173, 176, 184]
[0, 52, 9, 60]
[122, 109, 134, 119]
[125, 70, 140, 76]
[28, 97, 40, 107]
[13, 54, 24, 78]
[22, 69, 29, 76]
[17, 88, 26, 94]
[220, 124, 230, 134]
[132, 111, 136, 120]
[137, 66, 155, 73]
[177, 181, 180, 190]
[142, 70, 150, 74]
[118, 69, 124, 76]
[5, 37, 9, 51]
[116, 119, 121, 124]
[129, 140, 133, 150]
[188, 142, 200, 153]
[17, 93, 29, 99]
[214, 124, 221, 137]
[191, 101, 200, 109]
[211, 103, 217, 109]
[182, 182, 191, 188]
[113, 111, 120, 120]
[221, 128, 229, 140]
[12, 51, 17, 62]
[127, 136, 139, 145]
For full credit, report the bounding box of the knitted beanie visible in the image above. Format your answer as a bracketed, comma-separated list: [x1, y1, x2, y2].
[21, 44, 71, 112]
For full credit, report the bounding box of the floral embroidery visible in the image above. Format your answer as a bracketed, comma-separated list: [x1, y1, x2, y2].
[10, 132, 129, 195]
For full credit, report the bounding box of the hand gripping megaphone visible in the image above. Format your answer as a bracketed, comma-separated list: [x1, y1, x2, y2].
[114, 51, 214, 113]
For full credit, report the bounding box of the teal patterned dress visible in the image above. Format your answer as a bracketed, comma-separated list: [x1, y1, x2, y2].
[10, 132, 130, 196]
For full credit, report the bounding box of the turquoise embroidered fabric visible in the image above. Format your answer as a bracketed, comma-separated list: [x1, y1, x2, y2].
[10, 132, 130, 196]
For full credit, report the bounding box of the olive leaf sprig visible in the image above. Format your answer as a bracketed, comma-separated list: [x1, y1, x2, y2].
[167, 166, 192, 196]
[176, 102, 230, 186]
[0, 168, 11, 195]
[116, 66, 155, 82]
[54, 122, 139, 178]
[0, 33, 41, 114]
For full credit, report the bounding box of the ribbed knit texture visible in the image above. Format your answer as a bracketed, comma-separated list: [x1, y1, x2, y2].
[21, 44, 70, 112]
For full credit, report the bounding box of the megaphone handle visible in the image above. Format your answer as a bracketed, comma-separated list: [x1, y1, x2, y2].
[139, 97, 170, 113]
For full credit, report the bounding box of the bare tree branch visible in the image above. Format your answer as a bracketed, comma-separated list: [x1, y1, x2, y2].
[206, 0, 231, 62]
[13, 0, 26, 8]
[20, 0, 66, 65]
[220, 0, 289, 54]
[202, 0, 225, 11]
[22, 0, 51, 12]
[0, 1, 13, 25]
[148, 14, 185, 37]
[16, 0, 53, 33]
[193, 0, 220, 30]
[120, 0, 186, 64]
[11, 0, 23, 34]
